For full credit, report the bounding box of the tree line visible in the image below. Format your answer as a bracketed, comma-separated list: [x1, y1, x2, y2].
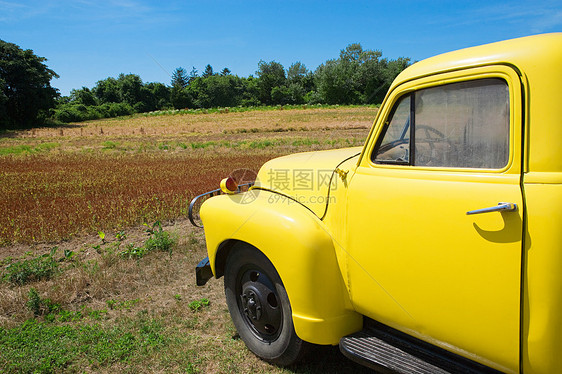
[0, 39, 411, 129]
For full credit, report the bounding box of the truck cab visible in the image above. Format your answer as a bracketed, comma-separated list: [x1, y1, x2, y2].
[194, 33, 562, 373]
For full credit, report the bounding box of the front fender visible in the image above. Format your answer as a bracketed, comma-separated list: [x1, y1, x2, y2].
[200, 189, 362, 345]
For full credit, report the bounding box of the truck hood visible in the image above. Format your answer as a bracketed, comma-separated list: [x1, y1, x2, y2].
[254, 147, 362, 217]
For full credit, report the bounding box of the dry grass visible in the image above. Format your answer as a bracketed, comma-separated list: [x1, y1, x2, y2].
[0, 220, 373, 373]
[11, 106, 376, 139]
[0, 106, 376, 373]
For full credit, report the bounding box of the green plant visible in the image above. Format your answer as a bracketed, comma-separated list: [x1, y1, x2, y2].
[249, 140, 275, 149]
[144, 221, 175, 254]
[115, 230, 127, 241]
[57, 309, 83, 322]
[0, 319, 147, 372]
[92, 231, 108, 253]
[26, 288, 42, 316]
[106, 298, 140, 311]
[190, 141, 216, 149]
[63, 249, 75, 260]
[106, 299, 117, 310]
[2, 247, 60, 285]
[188, 298, 210, 312]
[120, 242, 147, 259]
[87, 309, 108, 320]
[292, 138, 320, 147]
[102, 141, 119, 149]
[26, 288, 60, 316]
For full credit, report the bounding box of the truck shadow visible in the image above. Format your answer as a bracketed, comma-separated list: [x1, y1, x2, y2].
[288, 344, 376, 373]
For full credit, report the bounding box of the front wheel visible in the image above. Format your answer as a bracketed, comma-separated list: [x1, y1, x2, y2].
[224, 245, 308, 365]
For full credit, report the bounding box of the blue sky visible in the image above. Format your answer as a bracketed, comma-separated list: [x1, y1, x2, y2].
[1, 0, 561, 96]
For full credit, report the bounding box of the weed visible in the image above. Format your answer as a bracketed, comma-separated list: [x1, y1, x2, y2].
[63, 248, 75, 260]
[249, 140, 276, 149]
[115, 230, 127, 241]
[102, 140, 119, 149]
[0, 145, 33, 155]
[56, 309, 83, 322]
[26, 288, 60, 316]
[34, 142, 60, 152]
[82, 259, 99, 275]
[144, 221, 175, 254]
[174, 294, 182, 301]
[2, 247, 60, 285]
[188, 298, 210, 312]
[120, 299, 140, 310]
[106, 299, 117, 310]
[120, 242, 147, 259]
[87, 309, 108, 321]
[0, 319, 156, 372]
[185, 362, 198, 373]
[26, 288, 41, 316]
[92, 231, 108, 254]
[190, 141, 215, 149]
[106, 298, 140, 311]
[185, 232, 200, 252]
[292, 138, 321, 147]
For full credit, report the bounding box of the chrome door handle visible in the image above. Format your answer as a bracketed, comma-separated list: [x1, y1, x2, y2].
[466, 202, 518, 215]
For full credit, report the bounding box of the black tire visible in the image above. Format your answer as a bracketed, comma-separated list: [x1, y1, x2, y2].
[224, 245, 309, 366]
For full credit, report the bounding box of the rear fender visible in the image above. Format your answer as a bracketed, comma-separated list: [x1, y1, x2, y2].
[200, 190, 362, 345]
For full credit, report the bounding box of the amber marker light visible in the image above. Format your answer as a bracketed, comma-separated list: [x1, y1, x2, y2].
[220, 177, 238, 194]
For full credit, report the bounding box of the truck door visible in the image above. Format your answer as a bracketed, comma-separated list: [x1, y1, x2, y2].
[346, 67, 523, 373]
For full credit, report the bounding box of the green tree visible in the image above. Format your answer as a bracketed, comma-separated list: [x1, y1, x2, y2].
[0, 77, 8, 125]
[286, 62, 313, 104]
[70, 87, 98, 106]
[240, 76, 260, 106]
[287, 62, 308, 82]
[192, 75, 246, 108]
[171, 67, 189, 89]
[202, 64, 214, 78]
[315, 59, 357, 104]
[144, 82, 170, 110]
[315, 43, 410, 105]
[93, 77, 120, 103]
[256, 60, 286, 105]
[170, 87, 193, 109]
[188, 67, 198, 83]
[220, 67, 231, 76]
[118, 73, 143, 107]
[0, 39, 59, 129]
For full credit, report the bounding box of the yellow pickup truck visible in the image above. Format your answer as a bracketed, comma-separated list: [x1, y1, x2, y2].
[192, 33, 562, 373]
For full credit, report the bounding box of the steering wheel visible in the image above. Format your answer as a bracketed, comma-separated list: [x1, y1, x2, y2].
[414, 125, 456, 166]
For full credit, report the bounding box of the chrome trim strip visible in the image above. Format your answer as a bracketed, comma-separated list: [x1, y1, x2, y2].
[188, 182, 254, 228]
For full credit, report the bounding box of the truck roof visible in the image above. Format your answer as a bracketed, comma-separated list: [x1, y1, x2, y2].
[392, 32, 562, 89]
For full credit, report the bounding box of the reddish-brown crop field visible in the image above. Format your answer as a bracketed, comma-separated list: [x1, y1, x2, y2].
[0, 106, 374, 245]
[0, 152, 277, 244]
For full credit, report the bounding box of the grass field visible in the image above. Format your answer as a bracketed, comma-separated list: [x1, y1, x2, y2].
[0, 106, 375, 373]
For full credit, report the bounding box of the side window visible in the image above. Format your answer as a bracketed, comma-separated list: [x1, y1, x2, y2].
[373, 78, 510, 169]
[373, 96, 411, 164]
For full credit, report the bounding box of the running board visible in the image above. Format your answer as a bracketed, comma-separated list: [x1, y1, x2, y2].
[339, 319, 501, 374]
